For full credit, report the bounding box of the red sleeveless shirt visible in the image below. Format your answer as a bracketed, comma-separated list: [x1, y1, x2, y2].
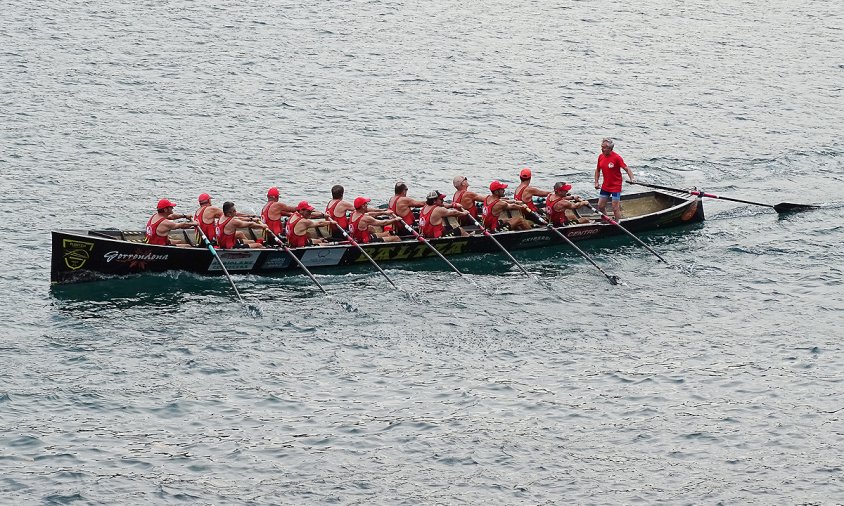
[514, 184, 538, 212]
[285, 214, 309, 248]
[326, 199, 349, 234]
[419, 205, 443, 238]
[481, 196, 500, 230]
[193, 206, 216, 243]
[215, 216, 236, 249]
[389, 195, 415, 228]
[546, 194, 567, 226]
[145, 215, 170, 245]
[349, 212, 372, 243]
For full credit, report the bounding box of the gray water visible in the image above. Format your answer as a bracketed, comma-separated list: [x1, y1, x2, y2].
[2, 0, 843, 503]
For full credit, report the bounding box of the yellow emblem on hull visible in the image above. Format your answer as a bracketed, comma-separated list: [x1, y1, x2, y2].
[63, 239, 95, 270]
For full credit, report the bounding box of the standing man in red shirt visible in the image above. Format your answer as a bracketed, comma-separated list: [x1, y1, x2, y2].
[594, 138, 636, 220]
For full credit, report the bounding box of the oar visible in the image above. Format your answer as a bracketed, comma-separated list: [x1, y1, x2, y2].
[263, 227, 327, 295]
[584, 203, 670, 265]
[465, 214, 532, 277]
[396, 220, 472, 283]
[323, 216, 398, 289]
[632, 181, 818, 213]
[194, 226, 245, 304]
[531, 214, 619, 285]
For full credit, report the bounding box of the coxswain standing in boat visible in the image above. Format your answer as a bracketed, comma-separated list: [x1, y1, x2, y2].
[193, 193, 258, 245]
[388, 182, 426, 236]
[216, 201, 267, 249]
[594, 138, 635, 220]
[513, 167, 551, 220]
[419, 190, 470, 238]
[286, 201, 333, 248]
[482, 181, 532, 231]
[546, 182, 591, 226]
[145, 198, 196, 247]
[451, 175, 485, 226]
[261, 186, 298, 246]
[349, 197, 402, 243]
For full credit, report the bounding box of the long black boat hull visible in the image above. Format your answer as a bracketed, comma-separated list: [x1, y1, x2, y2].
[51, 190, 704, 284]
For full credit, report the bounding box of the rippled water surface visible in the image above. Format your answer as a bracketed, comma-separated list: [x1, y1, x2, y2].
[2, 0, 843, 503]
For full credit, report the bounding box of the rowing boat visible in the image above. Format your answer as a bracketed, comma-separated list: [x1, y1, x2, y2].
[51, 189, 704, 284]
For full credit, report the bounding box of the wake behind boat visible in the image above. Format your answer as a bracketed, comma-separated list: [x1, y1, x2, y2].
[51, 189, 704, 284]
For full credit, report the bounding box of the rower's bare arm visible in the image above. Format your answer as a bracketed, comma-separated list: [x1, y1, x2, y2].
[594, 167, 601, 188]
[372, 217, 400, 227]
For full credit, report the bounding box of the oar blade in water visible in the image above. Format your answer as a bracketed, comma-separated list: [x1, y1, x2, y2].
[773, 202, 820, 213]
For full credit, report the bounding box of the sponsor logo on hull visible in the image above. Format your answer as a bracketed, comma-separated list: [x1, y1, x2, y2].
[519, 235, 551, 245]
[103, 250, 169, 270]
[565, 228, 601, 238]
[209, 251, 260, 271]
[356, 241, 468, 263]
[63, 239, 95, 270]
[301, 247, 347, 266]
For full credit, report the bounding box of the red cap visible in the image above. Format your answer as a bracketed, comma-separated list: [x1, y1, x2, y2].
[554, 182, 573, 193]
[519, 167, 532, 179]
[297, 200, 315, 212]
[489, 180, 508, 192]
[157, 198, 177, 210]
[267, 187, 280, 198]
[198, 193, 211, 203]
[354, 196, 371, 209]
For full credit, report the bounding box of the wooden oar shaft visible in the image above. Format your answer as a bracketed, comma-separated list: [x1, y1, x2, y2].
[264, 228, 327, 295]
[634, 181, 775, 208]
[586, 204, 670, 264]
[467, 215, 531, 277]
[534, 215, 619, 285]
[399, 221, 466, 279]
[324, 217, 397, 288]
[195, 226, 245, 303]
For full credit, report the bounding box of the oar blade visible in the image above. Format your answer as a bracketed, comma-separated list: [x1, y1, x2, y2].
[773, 202, 819, 213]
[607, 275, 620, 286]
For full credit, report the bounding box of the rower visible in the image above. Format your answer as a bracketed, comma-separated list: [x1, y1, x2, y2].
[452, 175, 485, 226]
[145, 198, 196, 247]
[419, 190, 469, 238]
[261, 186, 298, 246]
[349, 197, 402, 243]
[286, 201, 333, 248]
[216, 201, 267, 249]
[387, 182, 425, 236]
[513, 167, 551, 217]
[193, 193, 221, 245]
[482, 181, 531, 232]
[325, 184, 355, 240]
[195, 193, 261, 246]
[546, 182, 591, 226]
